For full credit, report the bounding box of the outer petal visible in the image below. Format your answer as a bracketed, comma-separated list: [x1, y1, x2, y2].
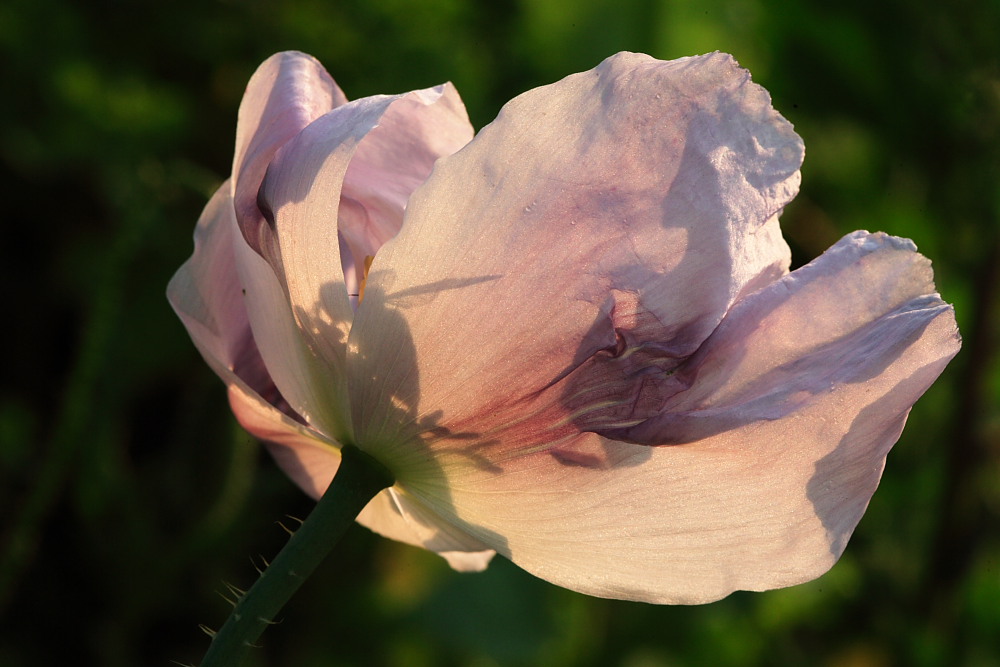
[232, 51, 347, 263]
[228, 382, 341, 491]
[348, 51, 802, 470]
[358, 488, 495, 572]
[167, 182, 285, 411]
[405, 234, 959, 603]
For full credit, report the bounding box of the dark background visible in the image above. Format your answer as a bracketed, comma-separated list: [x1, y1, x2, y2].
[1, 0, 997, 665]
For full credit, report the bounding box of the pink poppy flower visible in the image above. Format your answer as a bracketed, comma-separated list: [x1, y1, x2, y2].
[169, 51, 959, 604]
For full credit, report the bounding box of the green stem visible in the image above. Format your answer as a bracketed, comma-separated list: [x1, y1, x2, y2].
[199, 445, 393, 667]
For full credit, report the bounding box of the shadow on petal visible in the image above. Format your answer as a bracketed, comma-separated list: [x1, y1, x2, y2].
[807, 354, 956, 558]
[336, 274, 512, 557]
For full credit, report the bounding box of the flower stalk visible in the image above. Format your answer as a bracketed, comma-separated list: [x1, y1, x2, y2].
[199, 445, 393, 667]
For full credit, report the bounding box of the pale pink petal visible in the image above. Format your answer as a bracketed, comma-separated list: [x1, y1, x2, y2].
[168, 182, 249, 373]
[608, 231, 959, 444]
[262, 454, 494, 571]
[256, 86, 472, 415]
[230, 218, 355, 441]
[231, 368, 494, 570]
[173, 76, 487, 564]
[228, 382, 341, 495]
[232, 51, 347, 264]
[166, 183, 343, 478]
[347, 51, 802, 466]
[338, 84, 473, 307]
[435, 550, 496, 571]
[401, 236, 958, 602]
[167, 182, 289, 413]
[357, 488, 495, 572]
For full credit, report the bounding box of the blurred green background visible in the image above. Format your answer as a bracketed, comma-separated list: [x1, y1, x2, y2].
[1, 0, 997, 665]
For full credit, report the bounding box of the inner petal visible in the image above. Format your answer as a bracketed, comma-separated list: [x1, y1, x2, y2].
[336, 84, 474, 311]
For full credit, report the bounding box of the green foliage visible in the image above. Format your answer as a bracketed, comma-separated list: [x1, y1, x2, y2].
[1, 0, 997, 664]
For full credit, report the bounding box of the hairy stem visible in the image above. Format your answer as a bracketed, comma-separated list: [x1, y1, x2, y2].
[199, 445, 393, 667]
